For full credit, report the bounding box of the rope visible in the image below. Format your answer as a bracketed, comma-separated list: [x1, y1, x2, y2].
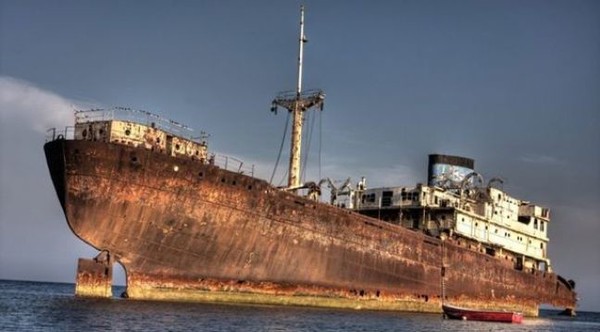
[318, 110, 322, 181]
[301, 110, 316, 182]
[278, 166, 288, 187]
[269, 111, 291, 185]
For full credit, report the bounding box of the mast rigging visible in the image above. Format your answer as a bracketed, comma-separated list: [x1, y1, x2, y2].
[271, 5, 325, 191]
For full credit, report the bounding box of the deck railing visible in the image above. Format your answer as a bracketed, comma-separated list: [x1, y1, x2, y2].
[74, 107, 206, 144]
[45, 126, 256, 177]
[212, 154, 255, 177]
[45, 127, 74, 142]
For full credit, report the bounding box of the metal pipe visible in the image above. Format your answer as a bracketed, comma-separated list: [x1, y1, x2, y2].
[288, 5, 307, 189]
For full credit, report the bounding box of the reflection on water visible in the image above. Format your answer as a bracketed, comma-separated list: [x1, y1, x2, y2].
[1, 280, 598, 332]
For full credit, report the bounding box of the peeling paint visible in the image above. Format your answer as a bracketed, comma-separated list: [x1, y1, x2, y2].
[44, 139, 577, 316]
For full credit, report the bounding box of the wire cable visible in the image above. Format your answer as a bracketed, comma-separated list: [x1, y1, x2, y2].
[269, 111, 291, 185]
[301, 109, 316, 182]
[318, 110, 322, 181]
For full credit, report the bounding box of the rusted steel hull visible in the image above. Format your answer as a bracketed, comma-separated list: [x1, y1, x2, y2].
[44, 139, 577, 316]
[75, 257, 113, 298]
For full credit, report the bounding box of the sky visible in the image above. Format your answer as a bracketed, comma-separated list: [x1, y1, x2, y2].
[1, 0, 599, 311]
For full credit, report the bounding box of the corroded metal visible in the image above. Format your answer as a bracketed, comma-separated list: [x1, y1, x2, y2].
[75, 255, 112, 298]
[44, 139, 577, 316]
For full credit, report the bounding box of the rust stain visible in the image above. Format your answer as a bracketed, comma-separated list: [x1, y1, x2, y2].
[75, 257, 112, 298]
[44, 139, 577, 316]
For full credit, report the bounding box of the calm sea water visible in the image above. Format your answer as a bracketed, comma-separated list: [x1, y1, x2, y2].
[0, 280, 598, 332]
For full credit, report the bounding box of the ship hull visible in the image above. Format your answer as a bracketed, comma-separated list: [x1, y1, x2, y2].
[44, 139, 577, 316]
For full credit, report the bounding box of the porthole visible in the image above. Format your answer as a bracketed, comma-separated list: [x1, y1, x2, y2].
[175, 144, 180, 150]
[198, 172, 204, 178]
[125, 129, 131, 136]
[221, 178, 226, 183]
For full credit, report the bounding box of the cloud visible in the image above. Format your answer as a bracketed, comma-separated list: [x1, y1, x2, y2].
[0, 76, 102, 285]
[519, 154, 565, 166]
[0, 76, 90, 133]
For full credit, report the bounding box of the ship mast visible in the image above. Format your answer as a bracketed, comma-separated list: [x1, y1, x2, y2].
[271, 5, 325, 191]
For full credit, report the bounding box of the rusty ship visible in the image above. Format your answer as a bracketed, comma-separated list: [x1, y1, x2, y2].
[43, 6, 576, 316]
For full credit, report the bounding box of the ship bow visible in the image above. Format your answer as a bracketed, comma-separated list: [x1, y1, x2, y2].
[44, 140, 67, 211]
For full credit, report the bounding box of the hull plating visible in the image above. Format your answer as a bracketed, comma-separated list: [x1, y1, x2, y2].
[44, 139, 577, 316]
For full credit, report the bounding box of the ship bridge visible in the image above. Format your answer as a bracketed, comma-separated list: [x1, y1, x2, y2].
[349, 154, 553, 274]
[355, 184, 551, 268]
[72, 107, 209, 161]
[46, 107, 255, 176]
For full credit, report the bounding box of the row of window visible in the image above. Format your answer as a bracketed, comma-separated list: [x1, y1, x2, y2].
[497, 193, 517, 205]
[400, 192, 420, 201]
[461, 217, 546, 250]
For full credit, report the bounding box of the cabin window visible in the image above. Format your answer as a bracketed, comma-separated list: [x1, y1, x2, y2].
[534, 219, 538, 230]
[363, 193, 376, 204]
[540, 221, 545, 232]
[381, 191, 393, 207]
[542, 208, 549, 218]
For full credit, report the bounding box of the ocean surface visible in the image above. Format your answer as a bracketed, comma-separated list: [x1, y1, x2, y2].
[0, 280, 598, 332]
